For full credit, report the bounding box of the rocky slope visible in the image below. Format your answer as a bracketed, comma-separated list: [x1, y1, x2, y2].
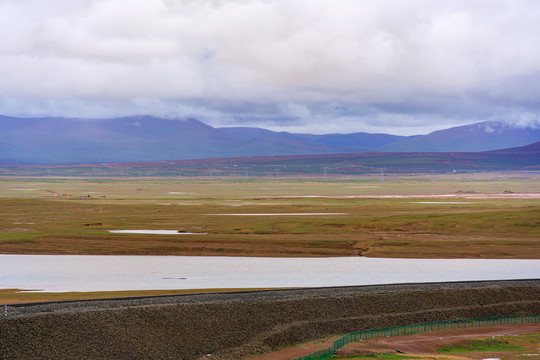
[1, 280, 539, 360]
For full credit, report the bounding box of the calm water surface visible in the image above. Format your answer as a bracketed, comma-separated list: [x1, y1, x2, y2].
[1, 255, 539, 292]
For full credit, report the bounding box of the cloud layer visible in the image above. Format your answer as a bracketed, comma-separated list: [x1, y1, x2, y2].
[1, 0, 539, 134]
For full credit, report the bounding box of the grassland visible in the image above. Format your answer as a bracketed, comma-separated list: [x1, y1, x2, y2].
[332, 332, 540, 360]
[1, 173, 539, 259]
[437, 337, 524, 353]
[333, 355, 420, 359]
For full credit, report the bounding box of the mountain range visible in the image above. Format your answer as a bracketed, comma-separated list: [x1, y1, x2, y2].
[1, 115, 539, 164]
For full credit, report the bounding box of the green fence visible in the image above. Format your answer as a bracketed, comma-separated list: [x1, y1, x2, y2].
[291, 314, 540, 360]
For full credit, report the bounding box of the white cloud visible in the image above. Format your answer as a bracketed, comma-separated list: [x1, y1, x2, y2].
[1, 0, 540, 134]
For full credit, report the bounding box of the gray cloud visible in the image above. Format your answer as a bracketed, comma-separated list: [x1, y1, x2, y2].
[1, 0, 539, 134]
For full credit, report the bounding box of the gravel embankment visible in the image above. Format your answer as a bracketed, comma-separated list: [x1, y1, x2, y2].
[1, 279, 539, 359]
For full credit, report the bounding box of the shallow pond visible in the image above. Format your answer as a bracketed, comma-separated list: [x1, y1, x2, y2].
[108, 230, 206, 235]
[1, 255, 539, 292]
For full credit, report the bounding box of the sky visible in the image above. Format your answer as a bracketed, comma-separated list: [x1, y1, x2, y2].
[1, 0, 540, 135]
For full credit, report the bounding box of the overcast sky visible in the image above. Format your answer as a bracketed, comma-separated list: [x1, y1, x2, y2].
[1, 0, 539, 135]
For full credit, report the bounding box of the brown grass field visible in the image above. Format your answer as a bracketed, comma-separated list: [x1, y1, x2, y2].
[1, 174, 538, 258]
[1, 173, 538, 303]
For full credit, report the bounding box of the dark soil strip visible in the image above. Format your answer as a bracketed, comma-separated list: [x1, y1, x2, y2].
[1, 279, 539, 360]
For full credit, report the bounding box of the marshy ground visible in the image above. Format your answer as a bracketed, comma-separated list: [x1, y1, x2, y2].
[1, 173, 538, 259]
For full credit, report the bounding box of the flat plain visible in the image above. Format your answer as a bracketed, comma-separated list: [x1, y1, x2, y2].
[1, 173, 538, 259]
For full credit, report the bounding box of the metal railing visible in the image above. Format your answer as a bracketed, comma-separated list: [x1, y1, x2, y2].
[292, 314, 540, 360]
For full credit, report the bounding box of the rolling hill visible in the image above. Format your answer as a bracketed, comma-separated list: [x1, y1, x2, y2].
[160, 141, 540, 171]
[378, 122, 540, 152]
[0, 115, 538, 164]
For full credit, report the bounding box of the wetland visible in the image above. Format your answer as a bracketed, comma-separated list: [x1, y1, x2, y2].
[1, 174, 538, 259]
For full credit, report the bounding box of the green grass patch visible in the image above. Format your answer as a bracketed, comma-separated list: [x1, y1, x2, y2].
[334, 354, 423, 359]
[437, 338, 524, 353]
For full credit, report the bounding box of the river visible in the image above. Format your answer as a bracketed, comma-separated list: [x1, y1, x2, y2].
[1, 255, 539, 292]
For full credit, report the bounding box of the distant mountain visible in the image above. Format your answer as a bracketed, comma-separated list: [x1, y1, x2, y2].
[0, 115, 354, 164]
[1, 115, 539, 164]
[0, 115, 231, 164]
[220, 127, 404, 150]
[378, 122, 540, 152]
